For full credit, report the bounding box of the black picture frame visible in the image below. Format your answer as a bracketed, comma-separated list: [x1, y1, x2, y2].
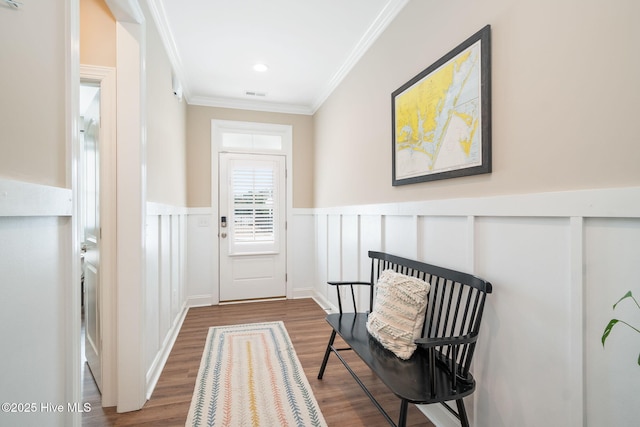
[392, 25, 491, 186]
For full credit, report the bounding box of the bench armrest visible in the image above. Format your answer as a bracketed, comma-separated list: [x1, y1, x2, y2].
[328, 281, 372, 287]
[327, 281, 372, 314]
[414, 333, 478, 348]
[415, 333, 478, 391]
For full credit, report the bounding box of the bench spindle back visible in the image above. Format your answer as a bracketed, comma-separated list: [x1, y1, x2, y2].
[368, 251, 492, 380]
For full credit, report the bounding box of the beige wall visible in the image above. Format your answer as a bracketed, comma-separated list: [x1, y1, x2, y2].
[143, 1, 188, 206]
[80, 0, 187, 206]
[79, 0, 187, 206]
[0, 2, 67, 187]
[80, 0, 115, 67]
[186, 106, 314, 208]
[313, 0, 640, 207]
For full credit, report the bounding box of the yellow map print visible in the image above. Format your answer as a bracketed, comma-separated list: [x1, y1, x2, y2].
[394, 41, 481, 179]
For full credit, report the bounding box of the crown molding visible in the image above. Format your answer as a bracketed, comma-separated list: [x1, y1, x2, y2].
[146, 0, 191, 101]
[188, 95, 314, 116]
[310, 0, 409, 113]
[146, 0, 409, 115]
[105, 0, 144, 24]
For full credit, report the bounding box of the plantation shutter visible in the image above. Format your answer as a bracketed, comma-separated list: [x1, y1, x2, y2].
[232, 166, 274, 241]
[228, 159, 280, 254]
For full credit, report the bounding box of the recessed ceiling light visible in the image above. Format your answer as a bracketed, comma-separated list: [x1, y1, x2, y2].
[253, 63, 269, 72]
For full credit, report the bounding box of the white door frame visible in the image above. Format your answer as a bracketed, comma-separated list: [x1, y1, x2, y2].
[70, 1, 147, 422]
[211, 120, 293, 304]
[112, 12, 148, 413]
[67, 2, 81, 426]
[80, 65, 117, 407]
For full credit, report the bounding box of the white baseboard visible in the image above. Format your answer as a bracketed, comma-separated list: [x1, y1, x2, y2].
[417, 403, 462, 427]
[145, 303, 189, 399]
[292, 287, 318, 299]
[187, 294, 214, 308]
[311, 291, 336, 313]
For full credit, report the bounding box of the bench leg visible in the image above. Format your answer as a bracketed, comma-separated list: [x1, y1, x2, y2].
[456, 399, 470, 427]
[317, 330, 337, 379]
[398, 399, 409, 427]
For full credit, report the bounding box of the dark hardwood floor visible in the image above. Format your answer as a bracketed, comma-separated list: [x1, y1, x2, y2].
[82, 298, 435, 426]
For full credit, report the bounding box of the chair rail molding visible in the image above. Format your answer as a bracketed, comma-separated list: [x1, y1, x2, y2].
[0, 179, 72, 217]
[310, 186, 640, 218]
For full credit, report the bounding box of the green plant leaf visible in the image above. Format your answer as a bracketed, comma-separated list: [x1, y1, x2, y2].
[638, 352, 640, 366]
[613, 291, 633, 310]
[602, 319, 619, 346]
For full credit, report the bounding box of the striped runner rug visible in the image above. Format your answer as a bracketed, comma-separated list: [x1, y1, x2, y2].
[186, 321, 327, 427]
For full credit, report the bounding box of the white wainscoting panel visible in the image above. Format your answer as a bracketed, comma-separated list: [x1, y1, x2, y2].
[185, 211, 216, 306]
[179, 188, 640, 427]
[314, 214, 330, 308]
[473, 217, 572, 426]
[145, 215, 161, 371]
[326, 214, 342, 277]
[341, 215, 360, 280]
[357, 215, 383, 311]
[159, 215, 172, 340]
[0, 216, 72, 427]
[309, 187, 640, 427]
[144, 203, 188, 398]
[290, 212, 317, 298]
[584, 217, 640, 427]
[341, 215, 362, 311]
[360, 215, 383, 264]
[0, 179, 75, 426]
[419, 216, 469, 271]
[171, 214, 185, 319]
[185, 209, 320, 305]
[384, 215, 418, 259]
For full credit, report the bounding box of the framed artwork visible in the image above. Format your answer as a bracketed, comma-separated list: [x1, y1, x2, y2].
[392, 25, 491, 186]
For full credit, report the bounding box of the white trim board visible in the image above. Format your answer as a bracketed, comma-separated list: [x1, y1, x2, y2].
[311, 186, 640, 218]
[147, 201, 189, 216]
[145, 302, 188, 399]
[80, 63, 118, 408]
[0, 179, 72, 217]
[67, 1, 82, 426]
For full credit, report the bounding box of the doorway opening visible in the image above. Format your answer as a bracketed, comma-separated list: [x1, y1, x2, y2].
[211, 120, 293, 304]
[79, 82, 102, 397]
[78, 65, 117, 409]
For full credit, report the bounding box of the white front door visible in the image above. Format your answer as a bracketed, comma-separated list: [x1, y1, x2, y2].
[80, 84, 102, 392]
[219, 153, 286, 301]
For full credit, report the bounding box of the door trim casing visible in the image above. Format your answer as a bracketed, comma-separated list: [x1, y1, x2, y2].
[80, 65, 117, 407]
[211, 120, 293, 304]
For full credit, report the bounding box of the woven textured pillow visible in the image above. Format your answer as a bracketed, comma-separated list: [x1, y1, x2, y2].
[366, 269, 431, 360]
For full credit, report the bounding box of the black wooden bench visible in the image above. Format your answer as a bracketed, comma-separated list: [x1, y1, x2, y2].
[317, 251, 492, 427]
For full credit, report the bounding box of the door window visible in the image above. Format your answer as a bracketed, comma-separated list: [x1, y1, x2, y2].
[229, 159, 280, 254]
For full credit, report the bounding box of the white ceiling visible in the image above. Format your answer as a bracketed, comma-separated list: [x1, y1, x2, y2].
[148, 0, 409, 115]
